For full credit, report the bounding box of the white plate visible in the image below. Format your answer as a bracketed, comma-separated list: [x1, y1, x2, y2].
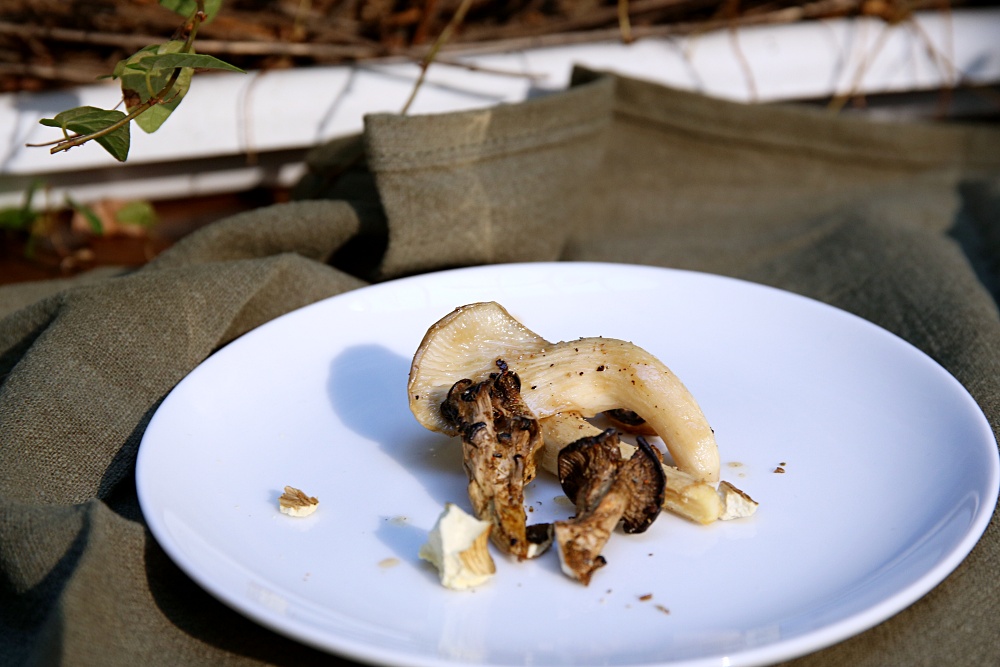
[137, 262, 998, 667]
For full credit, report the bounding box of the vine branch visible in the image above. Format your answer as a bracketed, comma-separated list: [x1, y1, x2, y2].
[33, 1, 209, 156]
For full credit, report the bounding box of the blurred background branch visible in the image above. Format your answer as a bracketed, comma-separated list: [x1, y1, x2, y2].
[2, 0, 991, 93]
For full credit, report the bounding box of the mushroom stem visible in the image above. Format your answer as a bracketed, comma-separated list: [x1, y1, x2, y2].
[515, 337, 719, 482]
[441, 363, 547, 559]
[538, 411, 604, 475]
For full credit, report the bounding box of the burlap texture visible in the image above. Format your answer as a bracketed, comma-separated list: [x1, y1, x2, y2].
[1, 71, 998, 666]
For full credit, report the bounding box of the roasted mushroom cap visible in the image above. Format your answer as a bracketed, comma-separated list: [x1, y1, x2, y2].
[553, 429, 666, 584]
[440, 361, 548, 559]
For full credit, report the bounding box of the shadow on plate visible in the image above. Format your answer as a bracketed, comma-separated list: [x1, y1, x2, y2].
[325, 343, 466, 508]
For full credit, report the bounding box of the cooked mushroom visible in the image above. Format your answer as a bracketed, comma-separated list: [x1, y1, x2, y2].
[278, 486, 319, 517]
[661, 465, 724, 524]
[553, 430, 665, 585]
[440, 361, 548, 559]
[409, 302, 548, 436]
[539, 411, 654, 476]
[408, 301, 720, 482]
[718, 480, 759, 520]
[603, 408, 658, 436]
[538, 411, 604, 475]
[419, 503, 496, 590]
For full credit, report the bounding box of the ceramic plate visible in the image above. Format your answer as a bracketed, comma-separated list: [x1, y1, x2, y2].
[136, 262, 998, 667]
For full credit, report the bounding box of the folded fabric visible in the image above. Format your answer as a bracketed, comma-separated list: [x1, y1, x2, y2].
[1, 70, 998, 666]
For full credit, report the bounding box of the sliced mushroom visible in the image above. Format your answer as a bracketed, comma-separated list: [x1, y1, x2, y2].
[553, 430, 665, 585]
[408, 301, 720, 482]
[440, 361, 548, 559]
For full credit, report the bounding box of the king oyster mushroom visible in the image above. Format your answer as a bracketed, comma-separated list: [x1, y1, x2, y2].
[554, 429, 666, 585]
[440, 361, 550, 559]
[408, 301, 720, 483]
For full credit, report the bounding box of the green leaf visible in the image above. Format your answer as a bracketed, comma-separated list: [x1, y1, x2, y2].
[159, 0, 224, 23]
[119, 41, 191, 134]
[112, 44, 160, 80]
[127, 52, 244, 74]
[66, 196, 104, 235]
[39, 107, 131, 162]
[117, 40, 185, 91]
[134, 67, 193, 134]
[115, 200, 158, 228]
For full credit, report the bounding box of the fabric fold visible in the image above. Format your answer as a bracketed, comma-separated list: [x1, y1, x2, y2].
[364, 75, 614, 277]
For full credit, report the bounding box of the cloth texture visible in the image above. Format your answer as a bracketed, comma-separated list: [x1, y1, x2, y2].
[1, 70, 999, 666]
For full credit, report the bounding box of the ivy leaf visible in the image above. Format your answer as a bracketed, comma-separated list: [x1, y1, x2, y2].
[117, 41, 193, 134]
[115, 41, 242, 134]
[111, 44, 159, 80]
[39, 107, 131, 162]
[159, 0, 223, 22]
[127, 52, 244, 74]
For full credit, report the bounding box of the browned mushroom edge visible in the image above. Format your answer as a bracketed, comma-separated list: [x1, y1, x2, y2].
[553, 429, 666, 585]
[440, 359, 550, 560]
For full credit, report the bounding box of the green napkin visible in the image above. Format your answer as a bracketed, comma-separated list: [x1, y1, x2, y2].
[1, 70, 997, 666]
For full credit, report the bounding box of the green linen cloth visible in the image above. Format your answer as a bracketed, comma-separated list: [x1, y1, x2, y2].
[1, 70, 998, 666]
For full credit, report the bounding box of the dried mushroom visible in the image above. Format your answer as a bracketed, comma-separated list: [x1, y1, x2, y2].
[440, 361, 549, 559]
[408, 301, 720, 483]
[554, 430, 665, 585]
